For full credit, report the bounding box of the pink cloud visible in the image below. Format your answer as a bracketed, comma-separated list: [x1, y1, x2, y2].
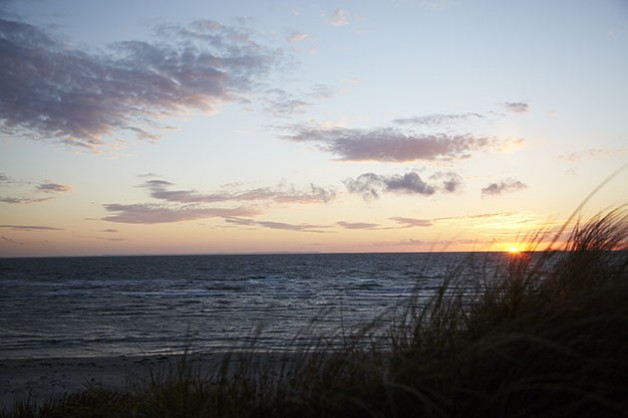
[327, 8, 349, 27]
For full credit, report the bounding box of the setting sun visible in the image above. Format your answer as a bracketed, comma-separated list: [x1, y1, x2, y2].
[0, 0, 626, 259]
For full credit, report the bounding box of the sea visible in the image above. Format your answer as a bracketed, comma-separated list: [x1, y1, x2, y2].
[0, 252, 509, 359]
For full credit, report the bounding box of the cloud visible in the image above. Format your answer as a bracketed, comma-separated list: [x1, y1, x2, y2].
[0, 196, 53, 204]
[503, 102, 529, 113]
[100, 229, 118, 233]
[388, 217, 434, 228]
[343, 77, 361, 84]
[264, 89, 311, 117]
[344, 173, 397, 200]
[430, 211, 542, 230]
[0, 18, 278, 149]
[0, 224, 63, 231]
[263, 85, 336, 118]
[557, 148, 628, 162]
[370, 237, 491, 249]
[1, 235, 22, 245]
[266, 98, 310, 117]
[344, 171, 463, 200]
[308, 84, 337, 100]
[138, 172, 161, 178]
[142, 179, 335, 205]
[462, 212, 516, 219]
[481, 179, 527, 196]
[336, 221, 381, 230]
[0, 172, 25, 185]
[102, 204, 255, 224]
[287, 32, 309, 43]
[226, 217, 332, 233]
[102, 178, 334, 224]
[281, 123, 512, 162]
[327, 8, 349, 27]
[36, 183, 72, 193]
[392, 113, 484, 126]
[91, 236, 125, 242]
[388, 212, 532, 232]
[380, 172, 435, 194]
[429, 171, 463, 192]
[280, 111, 524, 162]
[0, 175, 71, 204]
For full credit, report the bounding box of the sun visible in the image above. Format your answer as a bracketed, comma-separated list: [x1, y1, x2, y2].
[507, 246, 522, 255]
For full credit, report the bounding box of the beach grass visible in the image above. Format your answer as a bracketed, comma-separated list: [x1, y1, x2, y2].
[2, 208, 627, 417]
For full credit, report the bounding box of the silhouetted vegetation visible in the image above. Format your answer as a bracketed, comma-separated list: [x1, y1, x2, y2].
[3, 209, 627, 417]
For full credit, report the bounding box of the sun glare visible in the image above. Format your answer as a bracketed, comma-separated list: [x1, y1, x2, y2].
[507, 247, 522, 255]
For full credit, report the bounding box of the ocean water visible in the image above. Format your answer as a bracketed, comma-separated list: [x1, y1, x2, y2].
[0, 253, 505, 359]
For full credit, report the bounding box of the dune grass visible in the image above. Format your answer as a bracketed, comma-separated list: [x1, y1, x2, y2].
[3, 208, 627, 418]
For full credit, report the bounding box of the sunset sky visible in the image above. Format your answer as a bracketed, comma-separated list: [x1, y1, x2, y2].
[1, 0, 627, 257]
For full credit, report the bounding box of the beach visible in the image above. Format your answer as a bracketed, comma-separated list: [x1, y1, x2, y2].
[0, 351, 303, 410]
[1, 355, 176, 409]
[0, 354, 221, 410]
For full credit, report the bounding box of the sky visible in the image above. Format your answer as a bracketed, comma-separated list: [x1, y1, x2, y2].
[1, 0, 627, 257]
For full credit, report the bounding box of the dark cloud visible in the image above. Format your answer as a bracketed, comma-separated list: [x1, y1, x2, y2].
[336, 221, 381, 230]
[392, 113, 484, 126]
[0, 224, 63, 231]
[0, 196, 53, 204]
[429, 171, 463, 192]
[481, 179, 527, 196]
[102, 204, 255, 224]
[343, 173, 381, 200]
[383, 172, 435, 194]
[138, 172, 162, 178]
[388, 217, 434, 228]
[143, 179, 175, 188]
[36, 183, 71, 193]
[142, 179, 335, 205]
[92, 236, 125, 242]
[503, 102, 529, 113]
[0, 18, 278, 149]
[1, 235, 22, 245]
[102, 179, 333, 224]
[388, 212, 522, 230]
[226, 217, 332, 233]
[282, 124, 502, 162]
[0, 175, 71, 204]
[100, 229, 118, 233]
[344, 172, 436, 200]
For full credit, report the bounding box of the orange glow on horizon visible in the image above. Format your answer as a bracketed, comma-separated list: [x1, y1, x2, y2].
[507, 246, 522, 255]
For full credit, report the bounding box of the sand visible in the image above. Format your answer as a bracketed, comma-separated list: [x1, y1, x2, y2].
[0, 353, 228, 410]
[0, 351, 303, 411]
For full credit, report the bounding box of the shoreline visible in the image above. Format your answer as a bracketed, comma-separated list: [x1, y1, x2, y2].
[1, 352, 297, 410]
